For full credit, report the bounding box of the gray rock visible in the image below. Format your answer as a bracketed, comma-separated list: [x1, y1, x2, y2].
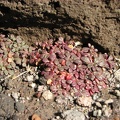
[62, 109, 85, 120]
[15, 102, 25, 112]
[0, 116, 5, 120]
[0, 94, 15, 117]
[11, 115, 20, 120]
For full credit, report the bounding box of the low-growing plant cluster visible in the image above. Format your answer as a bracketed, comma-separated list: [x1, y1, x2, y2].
[0, 34, 116, 97]
[0, 34, 34, 76]
[28, 37, 115, 96]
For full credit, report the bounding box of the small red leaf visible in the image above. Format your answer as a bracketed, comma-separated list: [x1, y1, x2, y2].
[65, 73, 72, 80]
[61, 59, 66, 66]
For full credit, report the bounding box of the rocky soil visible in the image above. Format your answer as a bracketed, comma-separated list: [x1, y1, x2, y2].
[0, 0, 120, 120]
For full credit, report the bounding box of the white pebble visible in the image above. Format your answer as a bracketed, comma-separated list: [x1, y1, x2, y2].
[74, 41, 81, 47]
[29, 83, 36, 88]
[38, 85, 44, 92]
[19, 97, 25, 103]
[92, 93, 99, 100]
[12, 92, 20, 101]
[96, 102, 102, 108]
[93, 110, 102, 117]
[105, 99, 113, 104]
[115, 84, 120, 88]
[26, 75, 34, 82]
[56, 116, 60, 119]
[115, 90, 120, 97]
[97, 109, 102, 116]
[8, 93, 11, 96]
[42, 90, 53, 100]
[26, 97, 30, 100]
[93, 110, 97, 116]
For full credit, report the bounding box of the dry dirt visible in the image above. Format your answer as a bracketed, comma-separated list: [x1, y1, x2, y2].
[0, 0, 120, 120]
[0, 0, 120, 56]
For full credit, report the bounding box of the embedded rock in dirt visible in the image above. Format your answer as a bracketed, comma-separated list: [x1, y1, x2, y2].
[0, 0, 119, 56]
[0, 94, 15, 118]
[62, 109, 85, 120]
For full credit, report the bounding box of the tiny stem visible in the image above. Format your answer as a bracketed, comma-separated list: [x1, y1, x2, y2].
[12, 70, 28, 80]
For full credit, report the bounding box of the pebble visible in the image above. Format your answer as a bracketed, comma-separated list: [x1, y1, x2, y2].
[32, 114, 41, 120]
[114, 69, 120, 81]
[11, 92, 20, 102]
[115, 90, 120, 97]
[93, 109, 102, 117]
[96, 98, 104, 102]
[0, 85, 2, 92]
[42, 90, 53, 100]
[26, 97, 30, 100]
[115, 83, 120, 88]
[11, 115, 20, 120]
[56, 116, 60, 119]
[19, 97, 25, 103]
[105, 99, 114, 104]
[35, 75, 39, 79]
[62, 109, 85, 120]
[92, 93, 99, 100]
[38, 85, 44, 92]
[74, 41, 81, 47]
[0, 116, 4, 120]
[95, 102, 102, 108]
[102, 106, 112, 117]
[0, 94, 15, 117]
[29, 83, 36, 88]
[76, 96, 93, 107]
[15, 102, 25, 112]
[51, 118, 57, 120]
[26, 75, 34, 82]
[55, 96, 67, 104]
[97, 110, 102, 117]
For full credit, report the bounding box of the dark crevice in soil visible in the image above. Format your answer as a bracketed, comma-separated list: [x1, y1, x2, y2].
[0, 29, 10, 37]
[81, 36, 110, 54]
[49, 1, 61, 9]
[0, 5, 10, 13]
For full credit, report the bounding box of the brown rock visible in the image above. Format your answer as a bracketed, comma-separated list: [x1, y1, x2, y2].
[32, 114, 41, 120]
